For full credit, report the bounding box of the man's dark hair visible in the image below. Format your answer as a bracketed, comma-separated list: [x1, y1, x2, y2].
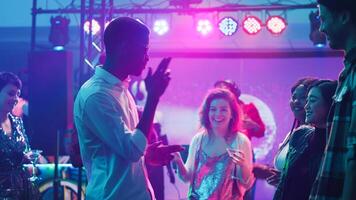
[214, 80, 241, 99]
[0, 72, 22, 91]
[103, 17, 150, 57]
[317, 0, 356, 25]
[307, 79, 338, 116]
[308, 80, 337, 108]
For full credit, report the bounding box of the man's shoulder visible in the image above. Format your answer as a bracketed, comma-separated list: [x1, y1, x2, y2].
[77, 77, 115, 100]
[74, 78, 115, 114]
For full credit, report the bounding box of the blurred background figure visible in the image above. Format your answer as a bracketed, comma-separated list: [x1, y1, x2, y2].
[0, 71, 39, 200]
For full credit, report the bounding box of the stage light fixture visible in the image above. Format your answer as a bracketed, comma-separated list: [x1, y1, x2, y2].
[266, 16, 287, 34]
[197, 19, 213, 36]
[49, 16, 70, 49]
[219, 17, 238, 36]
[242, 16, 262, 35]
[170, 0, 203, 7]
[153, 19, 169, 36]
[83, 19, 101, 35]
[309, 10, 326, 47]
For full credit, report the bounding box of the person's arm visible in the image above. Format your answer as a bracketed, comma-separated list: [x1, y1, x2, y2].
[229, 133, 255, 189]
[84, 93, 147, 162]
[343, 154, 356, 200]
[173, 152, 189, 182]
[342, 86, 356, 200]
[137, 57, 171, 137]
[174, 134, 201, 182]
[242, 103, 265, 138]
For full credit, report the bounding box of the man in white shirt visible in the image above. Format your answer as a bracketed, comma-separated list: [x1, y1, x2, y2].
[74, 17, 183, 200]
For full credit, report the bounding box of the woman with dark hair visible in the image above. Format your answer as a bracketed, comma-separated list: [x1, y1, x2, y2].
[252, 77, 319, 186]
[253, 77, 318, 185]
[273, 80, 337, 200]
[173, 88, 254, 200]
[0, 72, 39, 199]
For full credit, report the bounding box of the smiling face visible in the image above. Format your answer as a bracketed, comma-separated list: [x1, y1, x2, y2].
[318, 4, 347, 50]
[0, 84, 20, 115]
[290, 84, 308, 123]
[208, 98, 232, 135]
[304, 87, 329, 128]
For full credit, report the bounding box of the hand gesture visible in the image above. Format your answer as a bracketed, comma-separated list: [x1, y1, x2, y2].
[145, 141, 184, 166]
[145, 57, 172, 100]
[227, 148, 245, 166]
[242, 117, 259, 133]
[266, 169, 281, 187]
[253, 164, 276, 179]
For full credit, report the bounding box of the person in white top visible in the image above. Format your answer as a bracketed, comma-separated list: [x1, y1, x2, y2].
[173, 88, 254, 200]
[74, 17, 183, 200]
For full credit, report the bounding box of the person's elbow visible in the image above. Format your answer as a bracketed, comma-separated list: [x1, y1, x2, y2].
[176, 166, 192, 183]
[241, 173, 256, 190]
[178, 172, 192, 183]
[114, 137, 146, 162]
[115, 144, 144, 162]
[124, 130, 147, 162]
[238, 164, 255, 190]
[127, 148, 145, 162]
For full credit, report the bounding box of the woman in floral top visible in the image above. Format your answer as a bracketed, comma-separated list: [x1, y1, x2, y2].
[0, 72, 39, 200]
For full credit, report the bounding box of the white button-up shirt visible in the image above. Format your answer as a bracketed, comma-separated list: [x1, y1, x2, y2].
[74, 66, 153, 200]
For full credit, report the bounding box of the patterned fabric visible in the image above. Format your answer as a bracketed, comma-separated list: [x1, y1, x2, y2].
[0, 114, 39, 200]
[188, 132, 254, 200]
[189, 150, 239, 200]
[274, 126, 326, 200]
[309, 47, 356, 200]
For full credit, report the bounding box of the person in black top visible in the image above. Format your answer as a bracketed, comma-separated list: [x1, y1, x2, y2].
[0, 72, 39, 200]
[273, 80, 337, 200]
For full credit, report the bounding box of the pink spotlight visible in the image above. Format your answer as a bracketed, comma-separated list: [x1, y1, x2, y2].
[153, 19, 169, 36]
[84, 19, 100, 35]
[242, 16, 262, 35]
[266, 16, 287, 34]
[197, 19, 213, 36]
